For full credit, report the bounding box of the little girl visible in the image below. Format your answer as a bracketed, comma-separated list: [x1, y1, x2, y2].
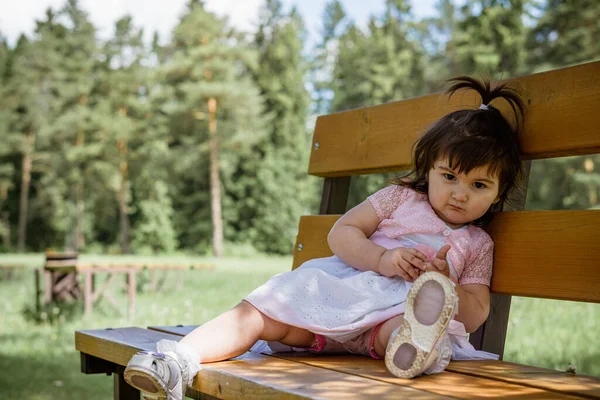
[124, 76, 525, 399]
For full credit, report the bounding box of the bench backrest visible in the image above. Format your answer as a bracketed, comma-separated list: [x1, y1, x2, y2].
[292, 61, 600, 357]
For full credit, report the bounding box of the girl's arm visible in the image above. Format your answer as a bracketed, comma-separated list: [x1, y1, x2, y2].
[327, 200, 386, 272]
[454, 283, 490, 333]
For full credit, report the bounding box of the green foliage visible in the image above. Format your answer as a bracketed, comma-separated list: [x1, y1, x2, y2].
[226, 0, 315, 254]
[21, 301, 82, 326]
[527, 156, 600, 211]
[131, 181, 178, 253]
[526, 0, 600, 72]
[160, 2, 266, 255]
[450, 0, 528, 77]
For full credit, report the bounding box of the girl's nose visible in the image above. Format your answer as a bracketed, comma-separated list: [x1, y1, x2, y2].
[452, 188, 467, 202]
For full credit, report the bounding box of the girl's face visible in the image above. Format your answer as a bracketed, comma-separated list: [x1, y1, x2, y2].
[427, 159, 500, 229]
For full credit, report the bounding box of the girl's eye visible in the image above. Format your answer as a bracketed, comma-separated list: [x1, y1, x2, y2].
[443, 173, 456, 181]
[473, 182, 487, 189]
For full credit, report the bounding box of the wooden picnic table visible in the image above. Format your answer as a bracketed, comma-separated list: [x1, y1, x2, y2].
[40, 252, 213, 318]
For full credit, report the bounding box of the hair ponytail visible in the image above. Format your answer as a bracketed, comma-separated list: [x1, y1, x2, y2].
[445, 76, 525, 133]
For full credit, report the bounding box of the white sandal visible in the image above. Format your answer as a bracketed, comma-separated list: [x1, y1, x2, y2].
[385, 272, 458, 378]
[123, 339, 200, 400]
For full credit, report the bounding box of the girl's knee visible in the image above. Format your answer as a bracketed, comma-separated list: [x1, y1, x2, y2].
[236, 301, 314, 346]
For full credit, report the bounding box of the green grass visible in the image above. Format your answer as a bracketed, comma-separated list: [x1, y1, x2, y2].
[0, 254, 598, 399]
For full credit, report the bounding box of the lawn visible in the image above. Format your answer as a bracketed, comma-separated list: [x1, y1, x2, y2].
[0, 254, 598, 399]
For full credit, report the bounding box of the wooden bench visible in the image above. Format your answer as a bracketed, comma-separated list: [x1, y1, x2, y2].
[75, 62, 600, 399]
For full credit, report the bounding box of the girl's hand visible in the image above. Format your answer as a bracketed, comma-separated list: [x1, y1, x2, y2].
[424, 245, 454, 281]
[377, 247, 427, 282]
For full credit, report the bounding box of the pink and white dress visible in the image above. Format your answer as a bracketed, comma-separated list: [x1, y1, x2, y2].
[245, 185, 498, 360]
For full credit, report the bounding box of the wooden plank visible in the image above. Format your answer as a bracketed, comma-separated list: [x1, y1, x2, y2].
[488, 209, 600, 303]
[0, 263, 27, 268]
[149, 325, 196, 335]
[308, 61, 600, 177]
[44, 263, 77, 272]
[447, 360, 600, 400]
[272, 353, 586, 400]
[292, 215, 338, 270]
[75, 263, 213, 271]
[76, 328, 444, 399]
[290, 211, 600, 302]
[75, 328, 179, 367]
[150, 326, 600, 399]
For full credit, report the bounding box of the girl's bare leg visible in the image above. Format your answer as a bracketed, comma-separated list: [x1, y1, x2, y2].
[179, 300, 315, 362]
[373, 314, 404, 357]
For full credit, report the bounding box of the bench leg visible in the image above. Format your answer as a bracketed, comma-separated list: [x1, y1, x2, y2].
[81, 353, 140, 400]
[127, 270, 136, 320]
[44, 269, 52, 305]
[114, 372, 139, 400]
[35, 268, 41, 313]
[84, 270, 93, 317]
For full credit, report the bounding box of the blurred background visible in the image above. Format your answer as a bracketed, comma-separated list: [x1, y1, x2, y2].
[0, 0, 598, 398]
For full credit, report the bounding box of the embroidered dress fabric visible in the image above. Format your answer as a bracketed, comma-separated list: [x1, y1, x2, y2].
[245, 185, 498, 361]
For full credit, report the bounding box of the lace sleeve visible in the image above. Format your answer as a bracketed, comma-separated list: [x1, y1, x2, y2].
[367, 185, 408, 221]
[459, 236, 494, 286]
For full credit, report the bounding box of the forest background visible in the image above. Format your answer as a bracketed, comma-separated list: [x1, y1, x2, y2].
[0, 0, 598, 257]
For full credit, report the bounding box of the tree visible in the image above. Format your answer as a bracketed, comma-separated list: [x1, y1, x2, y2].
[0, 13, 66, 252]
[93, 15, 146, 253]
[0, 33, 15, 249]
[40, 0, 98, 252]
[526, 0, 600, 72]
[163, 1, 264, 256]
[309, 0, 348, 115]
[449, 0, 528, 77]
[412, 0, 461, 92]
[227, 0, 314, 254]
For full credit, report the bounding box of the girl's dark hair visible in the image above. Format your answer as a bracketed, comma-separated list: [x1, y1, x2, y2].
[391, 76, 525, 227]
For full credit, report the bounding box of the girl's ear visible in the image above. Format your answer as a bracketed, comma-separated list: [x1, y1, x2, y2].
[492, 197, 501, 204]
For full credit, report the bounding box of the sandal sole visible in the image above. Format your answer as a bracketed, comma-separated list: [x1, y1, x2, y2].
[385, 272, 457, 378]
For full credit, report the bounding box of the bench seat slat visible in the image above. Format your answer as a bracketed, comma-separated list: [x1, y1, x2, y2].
[446, 360, 600, 400]
[271, 353, 587, 400]
[309, 61, 600, 177]
[291, 211, 600, 303]
[75, 327, 183, 367]
[150, 325, 599, 399]
[76, 328, 445, 399]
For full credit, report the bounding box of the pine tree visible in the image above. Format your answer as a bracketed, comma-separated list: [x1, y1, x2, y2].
[310, 0, 348, 115]
[226, 0, 313, 254]
[0, 33, 15, 249]
[412, 0, 461, 92]
[162, 1, 264, 256]
[129, 31, 179, 254]
[449, 0, 528, 77]
[1, 11, 67, 252]
[93, 15, 146, 253]
[526, 0, 600, 72]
